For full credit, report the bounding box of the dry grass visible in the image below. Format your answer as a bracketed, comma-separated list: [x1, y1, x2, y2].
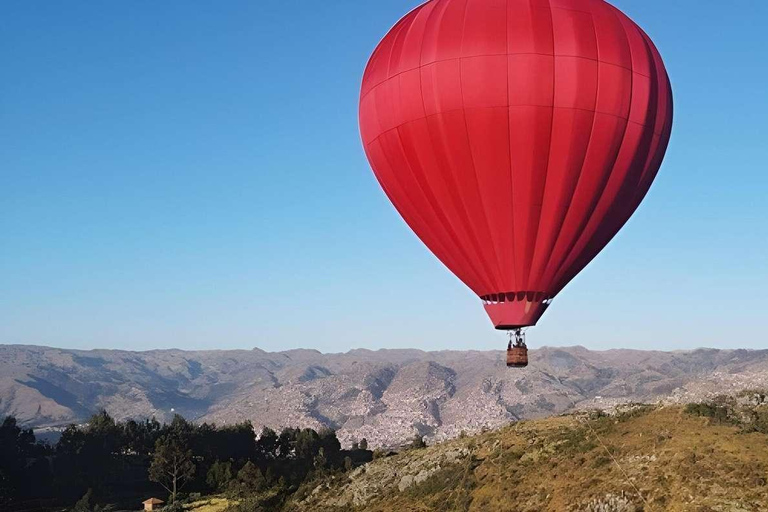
[297, 406, 768, 511]
[184, 497, 234, 512]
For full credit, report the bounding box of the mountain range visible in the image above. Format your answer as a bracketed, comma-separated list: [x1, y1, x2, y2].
[2, 344, 768, 448]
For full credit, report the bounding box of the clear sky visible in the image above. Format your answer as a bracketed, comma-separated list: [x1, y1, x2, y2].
[1, 1, 766, 353]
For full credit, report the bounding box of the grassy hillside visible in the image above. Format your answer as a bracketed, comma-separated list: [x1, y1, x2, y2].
[289, 403, 768, 511]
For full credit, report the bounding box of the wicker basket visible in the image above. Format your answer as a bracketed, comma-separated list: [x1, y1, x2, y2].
[507, 346, 528, 368]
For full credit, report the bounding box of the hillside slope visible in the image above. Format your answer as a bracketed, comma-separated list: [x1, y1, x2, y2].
[3, 344, 768, 448]
[292, 405, 768, 511]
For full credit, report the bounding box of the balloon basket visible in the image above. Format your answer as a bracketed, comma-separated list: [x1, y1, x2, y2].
[506, 329, 528, 368]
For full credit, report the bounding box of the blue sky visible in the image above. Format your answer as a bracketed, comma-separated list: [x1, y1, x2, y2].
[1, 1, 766, 353]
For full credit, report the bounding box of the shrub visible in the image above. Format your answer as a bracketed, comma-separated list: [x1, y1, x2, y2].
[684, 402, 731, 423]
[207, 460, 234, 492]
[615, 404, 655, 422]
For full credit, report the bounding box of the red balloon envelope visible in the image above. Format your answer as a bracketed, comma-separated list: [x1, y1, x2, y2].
[359, 0, 672, 330]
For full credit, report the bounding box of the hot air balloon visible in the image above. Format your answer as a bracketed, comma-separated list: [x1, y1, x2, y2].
[359, 0, 672, 367]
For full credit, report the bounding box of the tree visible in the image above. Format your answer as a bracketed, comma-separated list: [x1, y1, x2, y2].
[294, 428, 320, 460]
[256, 427, 278, 459]
[0, 416, 36, 498]
[123, 417, 161, 455]
[206, 460, 233, 492]
[313, 447, 327, 470]
[318, 428, 341, 467]
[236, 461, 266, 493]
[55, 411, 123, 496]
[149, 435, 196, 502]
[277, 427, 299, 458]
[168, 415, 195, 443]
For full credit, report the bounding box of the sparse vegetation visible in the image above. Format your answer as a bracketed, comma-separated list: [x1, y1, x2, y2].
[6, 399, 768, 511]
[404, 434, 427, 450]
[405, 458, 479, 511]
[290, 403, 768, 511]
[683, 393, 768, 434]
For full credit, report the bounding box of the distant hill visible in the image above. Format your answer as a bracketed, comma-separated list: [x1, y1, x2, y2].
[289, 404, 768, 511]
[2, 344, 768, 448]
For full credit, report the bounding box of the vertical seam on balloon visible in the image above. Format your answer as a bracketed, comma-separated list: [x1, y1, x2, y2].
[426, 0, 501, 291]
[631, 32, 660, 189]
[413, 0, 499, 292]
[505, 0, 520, 294]
[386, 8, 414, 80]
[612, 25, 658, 232]
[539, 2, 601, 287]
[551, 5, 636, 290]
[551, 6, 640, 291]
[638, 30, 673, 138]
[372, 138, 467, 282]
[525, 0, 557, 296]
[419, 0, 447, 68]
[401, 7, 491, 291]
[628, 31, 664, 206]
[375, 14, 475, 287]
[538, 27, 601, 290]
[426, 0, 502, 292]
[394, 3, 492, 293]
[391, 127, 488, 292]
[457, 0, 505, 292]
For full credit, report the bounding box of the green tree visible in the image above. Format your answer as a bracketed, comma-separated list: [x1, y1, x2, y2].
[122, 417, 161, 455]
[318, 428, 341, 462]
[0, 416, 36, 498]
[206, 460, 233, 492]
[237, 460, 266, 493]
[295, 428, 321, 460]
[149, 435, 196, 502]
[256, 427, 278, 459]
[313, 447, 327, 470]
[277, 427, 299, 458]
[168, 414, 196, 443]
[56, 411, 123, 495]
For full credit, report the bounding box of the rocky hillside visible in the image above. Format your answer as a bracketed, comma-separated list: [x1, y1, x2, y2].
[2, 344, 768, 448]
[290, 403, 768, 511]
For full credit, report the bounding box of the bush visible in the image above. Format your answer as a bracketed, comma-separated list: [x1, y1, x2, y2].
[742, 406, 768, 434]
[207, 460, 234, 491]
[684, 402, 731, 423]
[615, 404, 655, 422]
[237, 461, 266, 493]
